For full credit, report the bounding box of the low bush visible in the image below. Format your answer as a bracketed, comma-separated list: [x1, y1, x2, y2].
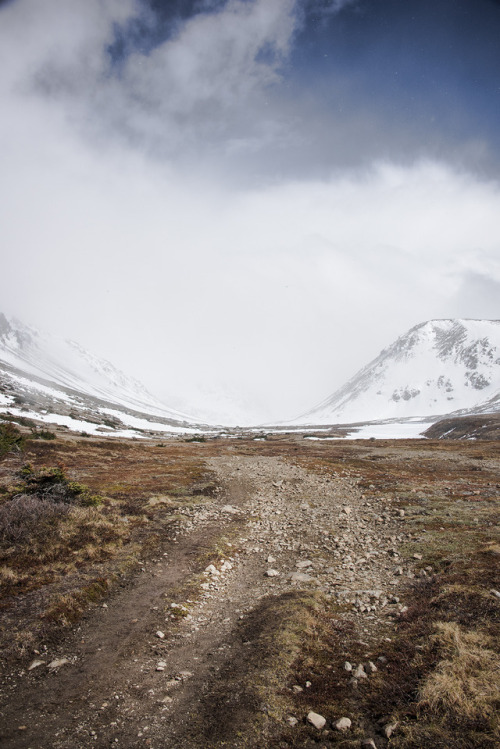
[0, 493, 70, 545]
[0, 422, 25, 458]
[20, 465, 103, 506]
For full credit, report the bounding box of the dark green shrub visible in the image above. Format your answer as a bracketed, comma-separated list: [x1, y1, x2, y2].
[0, 422, 25, 458]
[21, 466, 103, 506]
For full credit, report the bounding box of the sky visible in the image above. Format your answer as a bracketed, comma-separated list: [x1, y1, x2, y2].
[1, 0, 500, 425]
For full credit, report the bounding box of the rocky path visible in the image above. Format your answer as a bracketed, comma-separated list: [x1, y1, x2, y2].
[0, 455, 420, 748]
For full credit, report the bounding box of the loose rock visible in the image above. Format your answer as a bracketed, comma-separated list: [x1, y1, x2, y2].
[28, 660, 45, 671]
[335, 717, 352, 732]
[307, 711, 326, 730]
[383, 721, 399, 739]
[47, 658, 69, 670]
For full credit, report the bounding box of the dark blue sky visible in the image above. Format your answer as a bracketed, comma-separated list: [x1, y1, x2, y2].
[294, 0, 500, 174]
[295, 0, 500, 146]
[107, 0, 500, 176]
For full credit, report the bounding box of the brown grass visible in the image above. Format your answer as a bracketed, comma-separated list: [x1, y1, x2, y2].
[419, 622, 500, 724]
[42, 578, 111, 627]
[0, 435, 217, 660]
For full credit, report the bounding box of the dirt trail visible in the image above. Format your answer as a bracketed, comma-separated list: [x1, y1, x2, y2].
[0, 455, 416, 748]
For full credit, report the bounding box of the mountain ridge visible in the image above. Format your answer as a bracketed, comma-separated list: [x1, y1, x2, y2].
[292, 318, 500, 426]
[0, 313, 208, 436]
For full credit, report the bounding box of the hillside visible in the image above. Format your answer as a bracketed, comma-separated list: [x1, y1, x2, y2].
[0, 314, 207, 437]
[294, 319, 500, 426]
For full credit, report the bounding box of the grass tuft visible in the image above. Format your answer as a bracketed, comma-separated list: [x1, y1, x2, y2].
[419, 621, 500, 724]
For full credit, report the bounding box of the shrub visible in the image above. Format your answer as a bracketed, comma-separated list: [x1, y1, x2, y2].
[0, 494, 70, 545]
[18, 465, 103, 506]
[0, 422, 25, 458]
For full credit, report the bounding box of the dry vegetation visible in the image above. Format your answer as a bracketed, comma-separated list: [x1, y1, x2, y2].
[267, 437, 500, 748]
[0, 426, 499, 748]
[0, 426, 215, 654]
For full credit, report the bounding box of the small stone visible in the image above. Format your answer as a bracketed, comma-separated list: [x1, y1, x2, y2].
[366, 661, 378, 673]
[292, 685, 303, 693]
[265, 569, 279, 577]
[307, 711, 326, 730]
[28, 659, 45, 671]
[156, 661, 167, 672]
[383, 722, 399, 739]
[295, 559, 313, 569]
[290, 572, 313, 583]
[343, 661, 353, 672]
[267, 555, 276, 564]
[305, 681, 312, 688]
[413, 553, 423, 560]
[47, 658, 69, 670]
[156, 631, 165, 639]
[287, 716, 298, 727]
[204, 564, 219, 576]
[361, 739, 377, 748]
[17, 726, 27, 732]
[221, 505, 239, 514]
[353, 664, 368, 679]
[342, 506, 352, 515]
[335, 717, 351, 732]
[490, 589, 500, 599]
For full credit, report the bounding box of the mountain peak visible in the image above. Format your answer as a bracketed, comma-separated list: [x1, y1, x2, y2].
[295, 318, 500, 425]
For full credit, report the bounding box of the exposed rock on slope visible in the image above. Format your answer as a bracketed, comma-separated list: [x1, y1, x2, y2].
[294, 319, 500, 426]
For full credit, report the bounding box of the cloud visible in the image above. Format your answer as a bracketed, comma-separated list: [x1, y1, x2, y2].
[1, 0, 299, 162]
[305, 0, 358, 17]
[0, 0, 364, 175]
[1, 0, 499, 423]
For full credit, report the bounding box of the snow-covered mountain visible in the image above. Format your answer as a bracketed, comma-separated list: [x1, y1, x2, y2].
[293, 319, 500, 426]
[0, 314, 207, 436]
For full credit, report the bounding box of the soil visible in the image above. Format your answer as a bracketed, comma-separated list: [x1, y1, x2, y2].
[0, 437, 498, 748]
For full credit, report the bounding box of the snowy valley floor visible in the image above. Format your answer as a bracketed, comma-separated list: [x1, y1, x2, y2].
[0, 433, 499, 748]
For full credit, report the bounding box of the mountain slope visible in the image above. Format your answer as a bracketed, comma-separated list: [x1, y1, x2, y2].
[294, 319, 500, 426]
[0, 314, 206, 435]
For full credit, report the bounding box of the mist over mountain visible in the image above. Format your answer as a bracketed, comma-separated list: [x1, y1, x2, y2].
[0, 313, 205, 437]
[293, 319, 500, 427]
[1, 314, 499, 437]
